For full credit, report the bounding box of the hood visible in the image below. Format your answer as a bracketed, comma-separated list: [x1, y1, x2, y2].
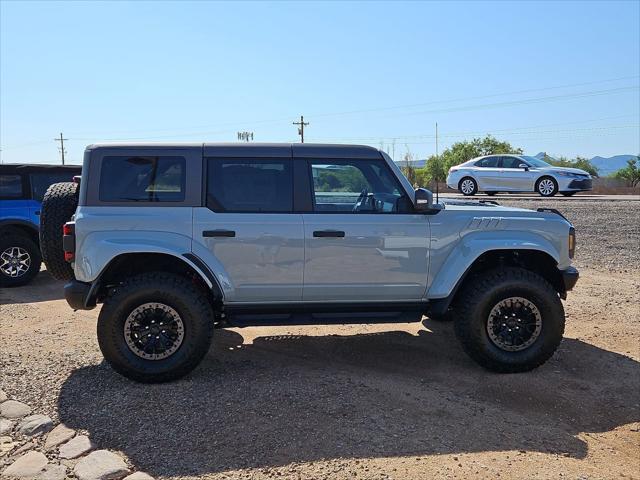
[540, 166, 590, 176]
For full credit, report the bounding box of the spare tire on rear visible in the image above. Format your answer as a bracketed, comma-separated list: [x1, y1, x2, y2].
[40, 182, 79, 281]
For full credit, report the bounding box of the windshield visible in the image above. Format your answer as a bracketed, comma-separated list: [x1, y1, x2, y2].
[520, 156, 551, 168]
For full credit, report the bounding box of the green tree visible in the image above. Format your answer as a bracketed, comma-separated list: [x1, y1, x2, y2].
[613, 158, 640, 187]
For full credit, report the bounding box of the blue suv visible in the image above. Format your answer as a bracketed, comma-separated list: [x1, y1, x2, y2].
[0, 164, 81, 286]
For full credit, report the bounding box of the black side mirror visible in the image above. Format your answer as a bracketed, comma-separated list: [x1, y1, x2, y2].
[414, 188, 433, 211]
[519, 163, 529, 171]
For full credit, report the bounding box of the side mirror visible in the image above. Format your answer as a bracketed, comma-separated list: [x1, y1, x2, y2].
[414, 188, 433, 211]
[519, 163, 529, 171]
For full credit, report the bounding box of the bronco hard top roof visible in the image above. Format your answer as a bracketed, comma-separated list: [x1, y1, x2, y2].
[85, 143, 382, 160]
[0, 164, 81, 174]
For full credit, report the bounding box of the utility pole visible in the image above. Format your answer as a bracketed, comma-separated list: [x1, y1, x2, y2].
[54, 132, 68, 165]
[435, 122, 439, 203]
[292, 115, 309, 143]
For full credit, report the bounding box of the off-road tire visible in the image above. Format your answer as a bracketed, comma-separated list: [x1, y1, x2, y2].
[97, 272, 214, 383]
[535, 176, 558, 197]
[458, 177, 478, 196]
[0, 233, 41, 287]
[453, 267, 565, 373]
[40, 182, 79, 281]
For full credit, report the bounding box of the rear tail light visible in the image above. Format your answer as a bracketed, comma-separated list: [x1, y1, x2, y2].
[568, 227, 576, 259]
[63, 223, 76, 262]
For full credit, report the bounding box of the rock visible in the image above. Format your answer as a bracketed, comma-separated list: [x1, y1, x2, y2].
[37, 464, 68, 480]
[74, 450, 129, 480]
[0, 436, 15, 457]
[17, 414, 54, 436]
[0, 390, 7, 403]
[0, 419, 14, 436]
[10, 440, 36, 457]
[45, 424, 75, 451]
[0, 400, 31, 419]
[59, 435, 94, 459]
[2, 451, 48, 478]
[123, 473, 154, 480]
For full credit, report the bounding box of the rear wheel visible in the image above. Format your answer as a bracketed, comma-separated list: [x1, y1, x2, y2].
[40, 182, 78, 281]
[536, 177, 558, 197]
[0, 233, 41, 287]
[454, 267, 565, 373]
[561, 191, 577, 197]
[486, 192, 498, 196]
[458, 177, 478, 196]
[97, 272, 214, 383]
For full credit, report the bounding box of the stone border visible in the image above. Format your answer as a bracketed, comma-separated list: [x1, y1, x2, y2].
[1, 390, 153, 480]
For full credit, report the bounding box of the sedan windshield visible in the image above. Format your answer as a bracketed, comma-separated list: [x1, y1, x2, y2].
[520, 156, 551, 168]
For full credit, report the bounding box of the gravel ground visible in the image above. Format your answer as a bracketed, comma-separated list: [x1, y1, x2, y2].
[1, 199, 639, 480]
[488, 198, 640, 273]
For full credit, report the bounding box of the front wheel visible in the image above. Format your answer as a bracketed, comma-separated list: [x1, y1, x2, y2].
[459, 177, 478, 196]
[536, 177, 558, 197]
[453, 267, 565, 373]
[97, 272, 214, 383]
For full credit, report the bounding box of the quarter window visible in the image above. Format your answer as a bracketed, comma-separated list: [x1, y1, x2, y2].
[206, 158, 293, 212]
[99, 156, 186, 202]
[0, 175, 23, 199]
[310, 159, 407, 213]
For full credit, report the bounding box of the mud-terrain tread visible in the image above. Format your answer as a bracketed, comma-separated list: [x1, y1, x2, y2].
[97, 272, 214, 383]
[39, 182, 78, 281]
[0, 234, 41, 287]
[454, 267, 565, 373]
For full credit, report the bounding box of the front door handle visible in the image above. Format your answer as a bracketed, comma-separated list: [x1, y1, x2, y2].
[203, 229, 236, 238]
[313, 230, 345, 238]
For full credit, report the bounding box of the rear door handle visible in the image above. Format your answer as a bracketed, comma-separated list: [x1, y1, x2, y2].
[203, 229, 236, 238]
[313, 230, 345, 238]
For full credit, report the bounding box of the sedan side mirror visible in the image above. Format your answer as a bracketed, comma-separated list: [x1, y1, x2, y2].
[414, 188, 433, 211]
[519, 163, 530, 171]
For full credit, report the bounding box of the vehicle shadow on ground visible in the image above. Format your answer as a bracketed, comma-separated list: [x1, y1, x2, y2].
[0, 269, 64, 304]
[57, 322, 639, 477]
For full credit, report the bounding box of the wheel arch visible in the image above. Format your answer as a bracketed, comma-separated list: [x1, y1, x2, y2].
[0, 219, 39, 245]
[427, 248, 564, 316]
[91, 252, 224, 307]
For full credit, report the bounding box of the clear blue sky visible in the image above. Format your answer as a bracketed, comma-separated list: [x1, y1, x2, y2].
[1, 0, 639, 165]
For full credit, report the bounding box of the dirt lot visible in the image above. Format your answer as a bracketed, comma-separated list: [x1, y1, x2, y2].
[1, 199, 639, 480]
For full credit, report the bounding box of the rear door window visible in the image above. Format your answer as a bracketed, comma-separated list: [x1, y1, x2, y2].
[99, 156, 186, 202]
[30, 172, 77, 202]
[475, 157, 499, 168]
[0, 175, 23, 199]
[206, 158, 293, 212]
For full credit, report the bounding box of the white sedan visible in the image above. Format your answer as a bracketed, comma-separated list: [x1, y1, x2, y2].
[446, 154, 593, 197]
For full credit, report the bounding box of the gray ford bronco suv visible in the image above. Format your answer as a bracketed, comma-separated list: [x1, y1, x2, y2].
[40, 143, 579, 383]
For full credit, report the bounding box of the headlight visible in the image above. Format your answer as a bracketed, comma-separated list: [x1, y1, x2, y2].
[555, 171, 581, 178]
[568, 227, 576, 259]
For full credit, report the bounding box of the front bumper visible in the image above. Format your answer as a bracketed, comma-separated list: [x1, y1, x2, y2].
[561, 266, 579, 292]
[64, 279, 97, 310]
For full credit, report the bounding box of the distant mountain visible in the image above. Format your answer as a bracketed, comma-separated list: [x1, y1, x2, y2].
[535, 152, 638, 176]
[589, 155, 639, 176]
